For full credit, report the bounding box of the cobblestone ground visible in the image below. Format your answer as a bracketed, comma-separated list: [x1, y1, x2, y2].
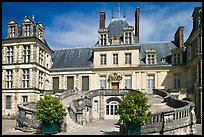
[2, 119, 202, 135]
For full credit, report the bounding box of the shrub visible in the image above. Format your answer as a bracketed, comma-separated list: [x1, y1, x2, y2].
[36, 96, 65, 124]
[116, 91, 151, 125]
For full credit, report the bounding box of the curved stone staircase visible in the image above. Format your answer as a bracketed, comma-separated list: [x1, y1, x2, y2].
[60, 93, 84, 132]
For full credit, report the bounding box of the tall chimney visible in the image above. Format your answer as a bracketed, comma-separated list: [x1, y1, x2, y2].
[174, 26, 184, 48]
[99, 11, 106, 29]
[135, 8, 140, 40]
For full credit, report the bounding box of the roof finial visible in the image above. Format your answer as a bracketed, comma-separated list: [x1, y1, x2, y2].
[123, 10, 126, 19]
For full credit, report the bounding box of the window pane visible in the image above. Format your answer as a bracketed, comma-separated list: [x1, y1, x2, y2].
[6, 96, 11, 109]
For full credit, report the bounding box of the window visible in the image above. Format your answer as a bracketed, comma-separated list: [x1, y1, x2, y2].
[53, 77, 59, 90]
[39, 71, 43, 89]
[6, 95, 11, 109]
[100, 54, 106, 65]
[174, 53, 181, 64]
[7, 46, 13, 64]
[39, 48, 44, 65]
[10, 26, 15, 37]
[67, 76, 74, 90]
[82, 76, 89, 91]
[106, 101, 118, 116]
[125, 53, 131, 64]
[124, 32, 132, 44]
[174, 73, 181, 89]
[23, 45, 30, 63]
[100, 76, 106, 89]
[22, 69, 29, 88]
[147, 54, 155, 65]
[6, 70, 12, 88]
[38, 28, 43, 39]
[147, 75, 155, 92]
[25, 24, 30, 36]
[100, 34, 106, 46]
[22, 96, 28, 104]
[125, 75, 132, 89]
[113, 54, 118, 64]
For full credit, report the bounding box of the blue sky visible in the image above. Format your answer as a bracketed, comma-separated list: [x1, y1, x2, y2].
[2, 2, 202, 50]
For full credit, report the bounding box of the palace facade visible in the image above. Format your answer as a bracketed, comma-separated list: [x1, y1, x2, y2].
[2, 6, 202, 123]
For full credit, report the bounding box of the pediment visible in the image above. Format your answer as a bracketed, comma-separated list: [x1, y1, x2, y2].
[36, 23, 44, 29]
[23, 16, 33, 23]
[8, 19, 18, 25]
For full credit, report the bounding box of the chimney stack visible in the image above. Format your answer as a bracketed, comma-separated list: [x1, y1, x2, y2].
[174, 26, 184, 48]
[99, 11, 106, 29]
[135, 8, 140, 40]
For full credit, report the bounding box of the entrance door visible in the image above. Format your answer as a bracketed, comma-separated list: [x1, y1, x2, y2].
[112, 82, 119, 89]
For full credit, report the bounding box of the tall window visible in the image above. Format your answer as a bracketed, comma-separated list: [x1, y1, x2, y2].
[100, 54, 106, 65]
[147, 75, 155, 92]
[100, 76, 106, 89]
[100, 34, 106, 46]
[22, 96, 28, 104]
[10, 26, 15, 37]
[147, 54, 155, 65]
[174, 53, 181, 64]
[25, 24, 30, 36]
[22, 69, 29, 88]
[39, 48, 44, 65]
[113, 54, 118, 64]
[82, 76, 89, 91]
[53, 77, 59, 90]
[125, 76, 132, 89]
[125, 53, 131, 64]
[6, 95, 11, 109]
[38, 28, 43, 39]
[6, 70, 13, 88]
[124, 32, 132, 44]
[174, 74, 181, 89]
[67, 76, 74, 90]
[39, 71, 43, 89]
[7, 46, 13, 64]
[23, 45, 30, 63]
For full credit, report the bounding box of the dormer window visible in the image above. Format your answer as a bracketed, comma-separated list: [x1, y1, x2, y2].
[124, 32, 132, 44]
[145, 49, 156, 65]
[100, 34, 107, 46]
[25, 24, 30, 36]
[10, 26, 15, 37]
[38, 28, 43, 39]
[161, 58, 166, 62]
[173, 53, 181, 64]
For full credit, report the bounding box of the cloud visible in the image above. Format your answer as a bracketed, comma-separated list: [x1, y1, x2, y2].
[45, 12, 99, 49]
[45, 3, 195, 49]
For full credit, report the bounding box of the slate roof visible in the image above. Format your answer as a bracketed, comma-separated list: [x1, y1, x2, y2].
[140, 41, 177, 65]
[51, 48, 93, 70]
[107, 19, 130, 42]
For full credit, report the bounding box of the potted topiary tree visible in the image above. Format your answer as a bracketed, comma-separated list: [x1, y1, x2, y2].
[36, 95, 65, 135]
[116, 91, 151, 135]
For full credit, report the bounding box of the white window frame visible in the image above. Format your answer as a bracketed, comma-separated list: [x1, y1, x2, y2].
[100, 54, 106, 65]
[39, 71, 43, 89]
[125, 53, 131, 64]
[7, 46, 13, 64]
[23, 45, 30, 63]
[125, 75, 132, 89]
[22, 69, 29, 88]
[113, 54, 118, 64]
[22, 96, 28, 104]
[100, 76, 106, 89]
[10, 26, 15, 37]
[6, 70, 13, 88]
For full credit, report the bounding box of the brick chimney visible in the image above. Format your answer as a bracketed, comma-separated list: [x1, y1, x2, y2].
[135, 8, 140, 40]
[174, 26, 184, 48]
[99, 11, 106, 29]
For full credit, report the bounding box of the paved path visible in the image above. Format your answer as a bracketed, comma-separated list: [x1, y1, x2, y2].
[2, 119, 202, 135]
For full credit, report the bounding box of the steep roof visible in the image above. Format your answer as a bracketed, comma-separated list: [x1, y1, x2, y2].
[140, 41, 177, 65]
[51, 48, 93, 70]
[107, 19, 129, 42]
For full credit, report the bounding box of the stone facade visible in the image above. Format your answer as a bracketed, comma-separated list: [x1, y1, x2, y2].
[2, 6, 202, 125]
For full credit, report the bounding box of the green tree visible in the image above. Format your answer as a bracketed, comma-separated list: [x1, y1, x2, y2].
[36, 96, 65, 124]
[116, 91, 151, 125]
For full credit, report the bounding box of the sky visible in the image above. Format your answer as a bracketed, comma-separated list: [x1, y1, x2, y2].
[2, 2, 202, 50]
